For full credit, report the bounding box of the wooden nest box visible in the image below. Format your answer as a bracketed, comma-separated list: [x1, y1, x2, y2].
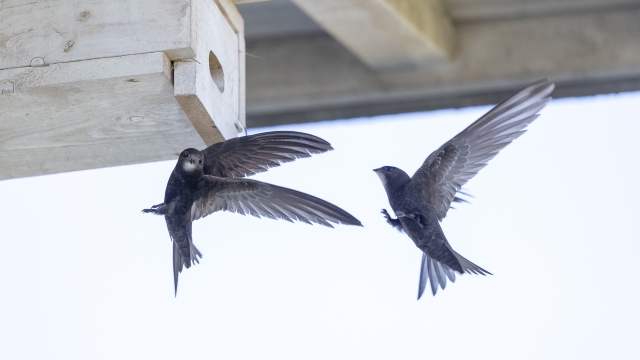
[0, 0, 245, 180]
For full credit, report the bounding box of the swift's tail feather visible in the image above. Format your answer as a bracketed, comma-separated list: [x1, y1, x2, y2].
[417, 251, 491, 299]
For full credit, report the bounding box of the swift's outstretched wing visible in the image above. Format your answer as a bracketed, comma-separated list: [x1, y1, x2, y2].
[412, 79, 554, 221]
[202, 131, 333, 178]
[191, 177, 362, 227]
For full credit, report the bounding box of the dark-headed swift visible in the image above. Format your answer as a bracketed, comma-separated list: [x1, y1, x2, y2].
[143, 131, 362, 295]
[374, 79, 555, 299]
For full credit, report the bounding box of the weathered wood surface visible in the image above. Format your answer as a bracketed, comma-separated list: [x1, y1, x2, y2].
[218, 0, 248, 133]
[0, 0, 194, 70]
[445, 0, 640, 22]
[0, 0, 246, 179]
[0, 52, 205, 180]
[175, 0, 245, 144]
[233, 0, 269, 4]
[290, 0, 455, 70]
[242, 6, 640, 125]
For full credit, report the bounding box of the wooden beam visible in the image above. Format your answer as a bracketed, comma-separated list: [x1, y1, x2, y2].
[233, 0, 269, 4]
[242, 7, 640, 126]
[289, 0, 455, 70]
[0, 53, 206, 180]
[446, 0, 640, 23]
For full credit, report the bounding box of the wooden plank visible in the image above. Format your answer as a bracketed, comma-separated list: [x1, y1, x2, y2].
[218, 0, 246, 34]
[217, 0, 246, 130]
[0, 51, 173, 89]
[236, 0, 323, 41]
[0, 0, 246, 179]
[0, 0, 195, 70]
[235, 5, 247, 131]
[174, 0, 243, 144]
[289, 0, 455, 70]
[233, 0, 269, 4]
[242, 7, 640, 125]
[445, 0, 640, 22]
[0, 53, 205, 180]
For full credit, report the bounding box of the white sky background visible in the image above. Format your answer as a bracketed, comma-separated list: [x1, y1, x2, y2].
[1, 91, 639, 359]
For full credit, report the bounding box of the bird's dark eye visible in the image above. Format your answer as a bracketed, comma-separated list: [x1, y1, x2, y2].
[384, 166, 392, 171]
[198, 159, 202, 164]
[182, 152, 188, 158]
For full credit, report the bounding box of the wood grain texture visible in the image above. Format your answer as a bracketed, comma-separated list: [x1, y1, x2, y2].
[290, 0, 455, 70]
[444, 0, 640, 22]
[218, 0, 246, 34]
[237, 21, 247, 129]
[0, 53, 205, 180]
[174, 0, 242, 144]
[220, 0, 247, 129]
[0, 0, 195, 70]
[0, 0, 247, 179]
[243, 7, 640, 125]
[233, 0, 269, 4]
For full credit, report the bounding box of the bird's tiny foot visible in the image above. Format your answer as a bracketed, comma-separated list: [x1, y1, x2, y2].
[395, 211, 425, 227]
[142, 203, 165, 215]
[381, 209, 404, 232]
[396, 211, 418, 220]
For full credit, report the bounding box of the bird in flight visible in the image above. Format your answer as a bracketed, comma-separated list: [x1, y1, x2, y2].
[143, 131, 362, 295]
[374, 79, 555, 299]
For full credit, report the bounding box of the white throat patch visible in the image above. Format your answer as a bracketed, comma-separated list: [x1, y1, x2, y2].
[182, 161, 198, 172]
[375, 171, 387, 185]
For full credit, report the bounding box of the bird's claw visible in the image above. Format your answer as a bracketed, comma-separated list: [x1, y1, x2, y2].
[395, 211, 425, 227]
[142, 203, 165, 215]
[396, 211, 420, 222]
[381, 208, 405, 232]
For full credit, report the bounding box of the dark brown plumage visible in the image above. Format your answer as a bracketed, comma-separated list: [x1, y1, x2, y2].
[143, 132, 362, 295]
[375, 79, 555, 299]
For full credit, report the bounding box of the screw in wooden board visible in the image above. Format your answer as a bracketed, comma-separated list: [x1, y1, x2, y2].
[234, 120, 245, 134]
[30, 57, 46, 67]
[0, 80, 14, 95]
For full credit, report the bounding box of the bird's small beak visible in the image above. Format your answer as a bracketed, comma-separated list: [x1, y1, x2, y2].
[373, 167, 382, 173]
